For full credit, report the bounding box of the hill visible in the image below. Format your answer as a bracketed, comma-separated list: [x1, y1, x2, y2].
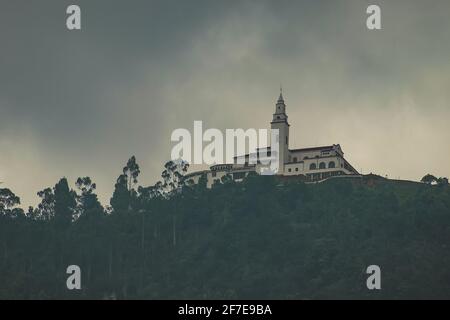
[1, 175, 450, 299]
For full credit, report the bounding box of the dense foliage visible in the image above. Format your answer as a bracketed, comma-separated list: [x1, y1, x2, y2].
[1, 159, 450, 299]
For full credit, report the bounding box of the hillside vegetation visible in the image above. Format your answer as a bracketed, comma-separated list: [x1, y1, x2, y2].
[1, 171, 450, 299]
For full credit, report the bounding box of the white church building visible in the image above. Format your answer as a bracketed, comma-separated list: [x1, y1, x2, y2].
[184, 91, 359, 187]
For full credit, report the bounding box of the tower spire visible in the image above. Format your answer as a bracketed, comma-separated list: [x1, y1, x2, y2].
[271, 86, 290, 175]
[278, 85, 284, 102]
[273, 87, 288, 121]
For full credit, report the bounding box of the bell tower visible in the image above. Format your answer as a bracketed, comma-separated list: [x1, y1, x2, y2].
[270, 88, 290, 174]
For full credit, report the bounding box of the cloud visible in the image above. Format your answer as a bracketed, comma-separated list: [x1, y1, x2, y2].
[1, 0, 450, 207]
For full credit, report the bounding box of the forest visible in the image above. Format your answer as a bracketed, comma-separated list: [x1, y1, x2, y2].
[1, 156, 450, 299]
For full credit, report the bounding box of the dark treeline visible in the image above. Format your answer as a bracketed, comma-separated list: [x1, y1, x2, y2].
[1, 157, 450, 299]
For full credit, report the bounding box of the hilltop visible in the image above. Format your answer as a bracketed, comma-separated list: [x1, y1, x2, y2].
[1, 175, 450, 299]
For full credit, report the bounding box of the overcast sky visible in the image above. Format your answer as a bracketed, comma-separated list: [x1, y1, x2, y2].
[1, 0, 450, 207]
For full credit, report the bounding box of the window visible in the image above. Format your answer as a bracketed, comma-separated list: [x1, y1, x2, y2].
[288, 168, 291, 172]
[293, 157, 297, 162]
[212, 172, 217, 177]
[319, 162, 326, 169]
[328, 161, 335, 168]
[295, 167, 299, 172]
[309, 163, 317, 170]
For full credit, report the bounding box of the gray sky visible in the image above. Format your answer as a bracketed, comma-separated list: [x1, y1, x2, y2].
[1, 0, 450, 207]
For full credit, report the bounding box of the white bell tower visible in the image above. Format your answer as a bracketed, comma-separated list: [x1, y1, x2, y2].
[270, 88, 290, 174]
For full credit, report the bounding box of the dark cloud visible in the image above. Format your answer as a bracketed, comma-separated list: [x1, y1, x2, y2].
[1, 0, 450, 206]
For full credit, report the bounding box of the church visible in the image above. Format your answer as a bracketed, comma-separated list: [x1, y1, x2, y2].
[184, 91, 359, 187]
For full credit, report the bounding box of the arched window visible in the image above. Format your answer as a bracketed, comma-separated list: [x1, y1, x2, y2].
[328, 161, 336, 168]
[319, 162, 326, 169]
[309, 163, 317, 170]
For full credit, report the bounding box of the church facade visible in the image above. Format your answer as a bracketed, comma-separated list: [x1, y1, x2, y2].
[184, 92, 359, 187]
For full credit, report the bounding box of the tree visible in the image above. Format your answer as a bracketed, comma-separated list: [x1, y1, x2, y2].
[437, 177, 449, 186]
[75, 177, 96, 196]
[111, 157, 141, 213]
[3, 165, 450, 299]
[0, 188, 20, 217]
[75, 177, 103, 219]
[54, 178, 77, 227]
[421, 174, 437, 185]
[110, 174, 130, 212]
[160, 160, 189, 197]
[197, 173, 208, 190]
[137, 185, 161, 205]
[34, 187, 55, 220]
[123, 156, 140, 192]
[220, 174, 233, 184]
